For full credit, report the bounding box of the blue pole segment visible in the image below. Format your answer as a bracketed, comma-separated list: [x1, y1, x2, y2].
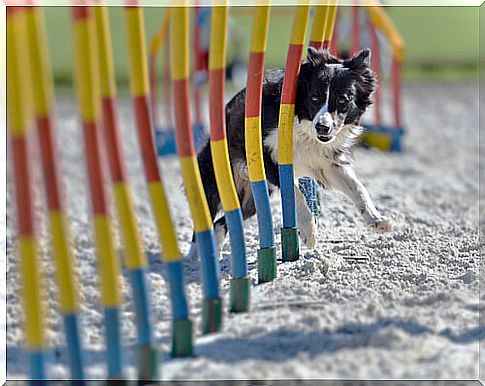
[225, 208, 247, 279]
[250, 180, 275, 249]
[128, 269, 152, 347]
[278, 164, 297, 228]
[62, 313, 84, 381]
[104, 307, 123, 378]
[196, 229, 220, 299]
[29, 350, 45, 381]
[166, 261, 190, 320]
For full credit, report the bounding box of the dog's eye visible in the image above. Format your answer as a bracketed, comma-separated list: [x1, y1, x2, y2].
[311, 94, 320, 103]
[337, 95, 349, 105]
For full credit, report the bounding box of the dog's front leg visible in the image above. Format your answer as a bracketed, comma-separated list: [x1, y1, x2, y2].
[326, 165, 393, 233]
[295, 185, 317, 248]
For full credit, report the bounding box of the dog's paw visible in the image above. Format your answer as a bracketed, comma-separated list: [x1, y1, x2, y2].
[299, 220, 317, 249]
[368, 217, 394, 233]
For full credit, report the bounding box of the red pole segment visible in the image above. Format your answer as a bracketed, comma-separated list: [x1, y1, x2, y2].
[351, 6, 361, 55]
[193, 6, 205, 132]
[149, 54, 159, 128]
[330, 9, 339, 56]
[163, 40, 173, 130]
[369, 18, 382, 127]
[391, 56, 402, 128]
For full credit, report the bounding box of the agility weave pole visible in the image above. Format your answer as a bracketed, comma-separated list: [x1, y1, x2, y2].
[309, 2, 338, 50]
[171, 6, 222, 333]
[123, 4, 193, 357]
[209, 4, 250, 312]
[362, 3, 405, 152]
[149, 10, 170, 130]
[24, 6, 86, 381]
[245, 3, 277, 283]
[278, 5, 311, 262]
[149, 11, 178, 156]
[368, 16, 382, 127]
[351, 6, 361, 55]
[192, 6, 206, 145]
[7, 7, 47, 381]
[298, 3, 339, 219]
[70, 7, 126, 379]
[149, 9, 206, 157]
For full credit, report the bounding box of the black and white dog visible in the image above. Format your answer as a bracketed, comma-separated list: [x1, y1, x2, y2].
[194, 47, 393, 255]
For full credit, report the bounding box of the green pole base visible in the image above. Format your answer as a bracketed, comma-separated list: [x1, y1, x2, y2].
[257, 246, 277, 284]
[137, 344, 159, 382]
[171, 319, 193, 358]
[281, 227, 299, 262]
[229, 277, 250, 313]
[202, 298, 222, 334]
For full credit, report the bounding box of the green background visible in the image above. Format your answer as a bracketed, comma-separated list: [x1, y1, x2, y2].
[44, 6, 480, 89]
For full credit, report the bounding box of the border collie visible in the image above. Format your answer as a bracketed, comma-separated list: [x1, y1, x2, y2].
[194, 48, 393, 255]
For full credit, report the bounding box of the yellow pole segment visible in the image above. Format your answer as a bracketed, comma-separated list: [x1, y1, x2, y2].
[323, 2, 338, 43]
[289, 5, 311, 46]
[94, 7, 116, 97]
[310, 6, 330, 46]
[208, 6, 227, 70]
[125, 7, 150, 96]
[150, 10, 170, 57]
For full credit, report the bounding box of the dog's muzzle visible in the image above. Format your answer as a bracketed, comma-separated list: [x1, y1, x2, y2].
[314, 110, 335, 143]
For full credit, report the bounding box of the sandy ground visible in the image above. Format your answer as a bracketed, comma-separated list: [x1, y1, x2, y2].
[5, 82, 481, 381]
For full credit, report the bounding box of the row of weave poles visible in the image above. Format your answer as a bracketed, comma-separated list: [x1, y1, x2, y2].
[8, 2, 340, 382]
[149, 4, 406, 226]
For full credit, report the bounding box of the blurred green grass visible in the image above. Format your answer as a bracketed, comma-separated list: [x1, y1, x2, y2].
[45, 6, 479, 91]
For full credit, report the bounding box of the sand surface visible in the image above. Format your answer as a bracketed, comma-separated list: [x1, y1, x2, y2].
[5, 82, 481, 381]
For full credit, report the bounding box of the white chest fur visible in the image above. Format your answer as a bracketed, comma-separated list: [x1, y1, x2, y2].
[263, 119, 360, 180]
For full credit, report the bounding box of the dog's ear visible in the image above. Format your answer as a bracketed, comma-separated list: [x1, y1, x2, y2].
[344, 48, 377, 106]
[343, 48, 371, 71]
[306, 47, 321, 65]
[306, 47, 341, 66]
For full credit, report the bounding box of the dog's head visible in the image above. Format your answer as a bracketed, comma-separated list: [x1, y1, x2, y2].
[296, 47, 376, 144]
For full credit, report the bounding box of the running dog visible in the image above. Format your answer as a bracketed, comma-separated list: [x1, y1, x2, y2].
[193, 47, 393, 255]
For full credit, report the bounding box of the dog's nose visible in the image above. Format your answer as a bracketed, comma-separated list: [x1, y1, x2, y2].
[315, 122, 331, 135]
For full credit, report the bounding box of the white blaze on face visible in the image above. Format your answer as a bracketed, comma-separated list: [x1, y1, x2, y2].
[313, 82, 331, 131]
[312, 102, 331, 129]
